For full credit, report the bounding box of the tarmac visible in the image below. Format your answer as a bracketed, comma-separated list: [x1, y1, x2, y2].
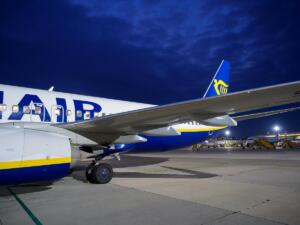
[1, 148, 300, 225]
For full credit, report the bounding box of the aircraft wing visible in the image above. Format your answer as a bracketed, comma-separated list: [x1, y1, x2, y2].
[58, 81, 300, 144]
[233, 106, 300, 122]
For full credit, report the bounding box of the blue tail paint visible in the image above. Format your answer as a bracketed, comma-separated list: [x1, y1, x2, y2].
[203, 60, 230, 98]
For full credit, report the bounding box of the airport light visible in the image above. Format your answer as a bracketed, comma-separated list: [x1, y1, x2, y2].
[225, 130, 231, 136]
[273, 125, 281, 142]
[273, 125, 281, 132]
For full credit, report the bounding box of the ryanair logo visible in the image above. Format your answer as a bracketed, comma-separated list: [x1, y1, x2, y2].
[213, 79, 228, 96]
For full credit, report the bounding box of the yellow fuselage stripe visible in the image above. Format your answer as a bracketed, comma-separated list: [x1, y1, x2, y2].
[176, 126, 226, 133]
[0, 157, 71, 170]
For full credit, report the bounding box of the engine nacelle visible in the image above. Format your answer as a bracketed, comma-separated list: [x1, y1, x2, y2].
[0, 126, 71, 185]
[202, 115, 237, 127]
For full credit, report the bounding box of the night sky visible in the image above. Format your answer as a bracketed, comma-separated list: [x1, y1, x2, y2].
[1, 0, 300, 138]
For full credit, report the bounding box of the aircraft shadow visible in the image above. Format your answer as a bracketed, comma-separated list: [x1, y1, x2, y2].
[72, 155, 169, 171]
[72, 166, 217, 182]
[71, 155, 218, 182]
[113, 166, 218, 179]
[0, 183, 52, 197]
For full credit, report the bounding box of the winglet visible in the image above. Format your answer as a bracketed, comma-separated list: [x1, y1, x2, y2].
[48, 86, 54, 92]
[203, 60, 230, 98]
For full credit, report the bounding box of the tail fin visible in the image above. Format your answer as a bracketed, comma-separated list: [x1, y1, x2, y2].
[203, 60, 230, 98]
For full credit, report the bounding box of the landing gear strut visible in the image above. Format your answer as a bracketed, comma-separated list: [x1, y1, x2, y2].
[86, 161, 113, 184]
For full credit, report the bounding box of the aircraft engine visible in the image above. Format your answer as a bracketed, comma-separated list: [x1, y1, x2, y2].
[0, 126, 72, 185]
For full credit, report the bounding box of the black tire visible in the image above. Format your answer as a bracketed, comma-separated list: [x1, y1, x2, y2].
[85, 163, 96, 183]
[92, 163, 113, 184]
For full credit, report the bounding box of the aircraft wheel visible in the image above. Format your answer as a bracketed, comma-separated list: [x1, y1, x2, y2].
[91, 163, 113, 184]
[85, 163, 96, 183]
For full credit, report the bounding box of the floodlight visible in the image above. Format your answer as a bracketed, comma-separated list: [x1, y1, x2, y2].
[225, 130, 231, 136]
[273, 125, 281, 132]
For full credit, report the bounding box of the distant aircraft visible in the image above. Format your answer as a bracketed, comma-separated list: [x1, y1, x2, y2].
[1, 60, 300, 185]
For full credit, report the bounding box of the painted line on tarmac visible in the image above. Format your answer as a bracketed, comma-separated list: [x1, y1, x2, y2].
[7, 187, 43, 225]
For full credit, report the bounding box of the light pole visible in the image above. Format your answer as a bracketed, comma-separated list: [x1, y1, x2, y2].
[273, 125, 281, 142]
[224, 130, 231, 149]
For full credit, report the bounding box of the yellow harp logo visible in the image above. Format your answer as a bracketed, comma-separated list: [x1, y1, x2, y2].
[213, 79, 228, 96]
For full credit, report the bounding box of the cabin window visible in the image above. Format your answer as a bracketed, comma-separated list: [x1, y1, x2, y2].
[54, 108, 61, 116]
[67, 109, 72, 116]
[23, 106, 30, 114]
[0, 104, 7, 112]
[35, 106, 42, 114]
[12, 105, 19, 113]
[85, 111, 91, 119]
[76, 110, 82, 118]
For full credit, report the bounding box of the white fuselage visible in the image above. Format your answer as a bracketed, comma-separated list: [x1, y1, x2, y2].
[0, 84, 218, 133]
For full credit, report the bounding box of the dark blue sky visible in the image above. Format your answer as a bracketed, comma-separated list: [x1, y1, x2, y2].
[0, 0, 300, 137]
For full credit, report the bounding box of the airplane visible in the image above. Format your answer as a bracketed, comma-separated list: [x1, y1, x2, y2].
[1, 60, 300, 185]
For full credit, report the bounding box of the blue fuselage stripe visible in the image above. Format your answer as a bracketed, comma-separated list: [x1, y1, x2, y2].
[0, 163, 70, 185]
[125, 131, 220, 152]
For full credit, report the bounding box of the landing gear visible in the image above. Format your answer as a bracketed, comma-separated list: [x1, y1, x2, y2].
[85, 162, 113, 184]
[84, 146, 122, 184]
[85, 162, 95, 183]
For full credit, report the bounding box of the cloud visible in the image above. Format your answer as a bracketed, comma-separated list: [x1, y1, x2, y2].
[0, 0, 299, 136]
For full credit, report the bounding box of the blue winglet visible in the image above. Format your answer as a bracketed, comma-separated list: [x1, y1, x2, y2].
[203, 60, 230, 98]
